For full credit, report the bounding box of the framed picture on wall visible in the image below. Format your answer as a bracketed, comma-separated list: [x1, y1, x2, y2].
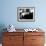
[17, 7, 35, 22]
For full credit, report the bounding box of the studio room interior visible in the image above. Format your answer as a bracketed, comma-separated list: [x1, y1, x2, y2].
[0, 0, 46, 46]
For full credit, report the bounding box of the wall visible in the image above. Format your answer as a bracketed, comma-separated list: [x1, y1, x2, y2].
[0, 0, 46, 43]
[0, 0, 46, 29]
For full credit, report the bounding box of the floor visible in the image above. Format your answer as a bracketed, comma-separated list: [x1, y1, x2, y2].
[0, 44, 2, 46]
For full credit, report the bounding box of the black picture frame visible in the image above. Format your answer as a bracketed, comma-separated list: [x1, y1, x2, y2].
[17, 7, 35, 22]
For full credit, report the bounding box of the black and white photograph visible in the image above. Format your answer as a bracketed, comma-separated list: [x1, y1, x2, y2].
[17, 7, 35, 22]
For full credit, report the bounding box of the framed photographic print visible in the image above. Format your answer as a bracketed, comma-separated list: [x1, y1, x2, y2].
[17, 7, 35, 22]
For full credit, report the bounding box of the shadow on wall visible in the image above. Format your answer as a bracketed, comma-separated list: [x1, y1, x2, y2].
[0, 24, 7, 43]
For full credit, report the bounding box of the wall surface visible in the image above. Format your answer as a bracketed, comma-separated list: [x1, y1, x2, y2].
[0, 0, 46, 43]
[0, 0, 46, 29]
